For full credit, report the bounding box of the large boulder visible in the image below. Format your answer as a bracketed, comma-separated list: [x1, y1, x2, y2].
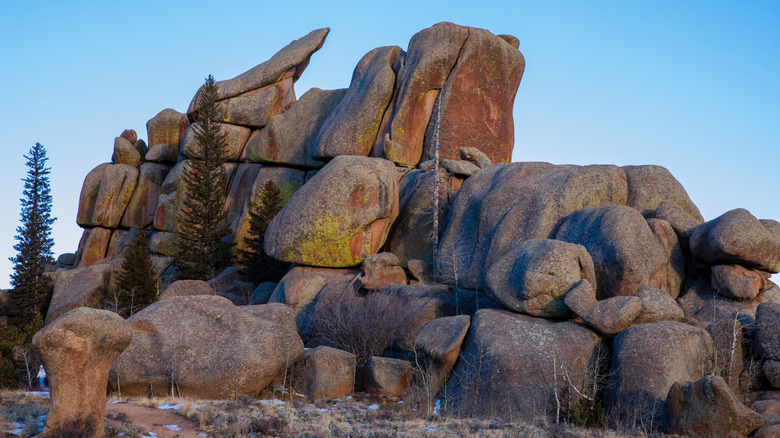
[120, 163, 171, 229]
[665, 375, 765, 438]
[554, 205, 671, 299]
[245, 87, 347, 167]
[180, 122, 251, 162]
[46, 264, 114, 325]
[158, 279, 214, 300]
[292, 346, 355, 399]
[363, 356, 413, 397]
[486, 239, 596, 318]
[265, 156, 400, 267]
[711, 264, 769, 301]
[187, 28, 330, 113]
[622, 165, 703, 221]
[379, 22, 468, 166]
[74, 227, 112, 268]
[112, 136, 141, 167]
[605, 321, 713, 427]
[646, 218, 686, 298]
[146, 109, 189, 161]
[420, 26, 525, 164]
[689, 208, 780, 273]
[563, 279, 642, 335]
[755, 302, 780, 361]
[34, 308, 132, 438]
[413, 315, 470, 394]
[211, 78, 294, 129]
[313, 46, 402, 159]
[77, 163, 139, 228]
[111, 295, 303, 399]
[436, 162, 628, 290]
[632, 287, 684, 325]
[359, 252, 408, 290]
[444, 309, 601, 419]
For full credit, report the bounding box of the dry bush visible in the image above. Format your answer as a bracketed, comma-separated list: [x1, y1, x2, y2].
[309, 285, 419, 365]
[44, 413, 97, 438]
[104, 412, 149, 438]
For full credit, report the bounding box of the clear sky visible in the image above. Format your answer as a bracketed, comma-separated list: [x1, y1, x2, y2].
[1, 1, 778, 289]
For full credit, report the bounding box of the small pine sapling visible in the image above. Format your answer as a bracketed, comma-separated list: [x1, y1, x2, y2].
[240, 180, 288, 284]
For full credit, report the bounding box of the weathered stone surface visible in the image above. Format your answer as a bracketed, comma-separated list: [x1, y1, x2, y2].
[678, 277, 761, 324]
[112, 136, 141, 167]
[57, 253, 76, 267]
[120, 129, 137, 144]
[486, 239, 596, 318]
[421, 26, 524, 164]
[34, 308, 132, 438]
[690, 208, 780, 273]
[250, 282, 277, 305]
[265, 156, 400, 267]
[756, 425, 780, 438]
[246, 88, 346, 167]
[74, 227, 112, 268]
[231, 166, 306, 254]
[419, 158, 481, 177]
[444, 309, 601, 419]
[46, 264, 114, 324]
[213, 78, 294, 128]
[711, 264, 769, 301]
[436, 163, 628, 291]
[633, 287, 684, 325]
[120, 163, 171, 229]
[363, 356, 413, 397]
[159, 279, 214, 300]
[360, 252, 408, 290]
[187, 28, 330, 113]
[146, 109, 188, 160]
[148, 231, 178, 256]
[222, 163, 262, 230]
[763, 360, 780, 389]
[564, 279, 642, 334]
[414, 315, 470, 394]
[314, 46, 402, 159]
[243, 303, 297, 332]
[112, 295, 303, 398]
[665, 375, 765, 438]
[646, 218, 685, 298]
[133, 139, 148, 158]
[555, 205, 671, 299]
[755, 302, 780, 361]
[180, 122, 251, 162]
[380, 22, 469, 166]
[622, 165, 703, 221]
[655, 199, 703, 238]
[269, 267, 355, 332]
[292, 346, 355, 399]
[459, 147, 492, 169]
[605, 321, 713, 427]
[384, 168, 456, 268]
[144, 143, 177, 163]
[106, 228, 140, 259]
[77, 163, 139, 228]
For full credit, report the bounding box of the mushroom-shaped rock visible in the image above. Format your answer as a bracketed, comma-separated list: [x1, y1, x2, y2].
[146, 109, 189, 162]
[292, 346, 356, 399]
[605, 321, 713, 427]
[444, 309, 601, 419]
[360, 252, 408, 290]
[111, 295, 303, 399]
[555, 205, 671, 299]
[245, 87, 347, 167]
[436, 162, 628, 291]
[265, 156, 400, 267]
[414, 315, 470, 394]
[665, 376, 765, 438]
[34, 308, 132, 438]
[363, 356, 413, 397]
[187, 28, 330, 114]
[690, 208, 780, 273]
[563, 279, 642, 335]
[486, 239, 596, 318]
[313, 46, 402, 159]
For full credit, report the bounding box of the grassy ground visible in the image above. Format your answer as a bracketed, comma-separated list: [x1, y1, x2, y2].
[0, 390, 676, 437]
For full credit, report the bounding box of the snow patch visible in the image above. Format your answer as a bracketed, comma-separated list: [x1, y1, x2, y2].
[164, 424, 181, 431]
[366, 404, 379, 410]
[157, 403, 182, 410]
[258, 399, 286, 405]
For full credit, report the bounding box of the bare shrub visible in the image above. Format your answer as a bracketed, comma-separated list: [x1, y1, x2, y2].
[309, 284, 419, 365]
[45, 413, 97, 438]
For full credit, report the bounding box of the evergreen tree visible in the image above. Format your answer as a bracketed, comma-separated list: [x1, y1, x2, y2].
[240, 180, 288, 284]
[173, 75, 234, 280]
[8, 142, 55, 328]
[113, 231, 158, 318]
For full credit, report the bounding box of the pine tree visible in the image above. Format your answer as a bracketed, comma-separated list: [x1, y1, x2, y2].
[240, 180, 288, 284]
[8, 142, 55, 328]
[113, 231, 158, 317]
[173, 75, 234, 280]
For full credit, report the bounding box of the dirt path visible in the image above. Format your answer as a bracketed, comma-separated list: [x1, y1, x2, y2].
[105, 402, 203, 438]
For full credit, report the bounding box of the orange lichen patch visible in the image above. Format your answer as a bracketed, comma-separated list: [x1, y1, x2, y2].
[369, 218, 390, 255]
[349, 230, 364, 261]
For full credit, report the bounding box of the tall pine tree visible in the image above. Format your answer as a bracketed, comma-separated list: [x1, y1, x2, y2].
[112, 231, 158, 318]
[240, 180, 288, 284]
[173, 75, 234, 280]
[8, 142, 55, 328]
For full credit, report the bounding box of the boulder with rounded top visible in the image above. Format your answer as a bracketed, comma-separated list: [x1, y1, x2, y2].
[146, 109, 189, 160]
[77, 163, 139, 228]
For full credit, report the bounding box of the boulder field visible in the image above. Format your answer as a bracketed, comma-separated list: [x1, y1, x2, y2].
[39, 22, 780, 436]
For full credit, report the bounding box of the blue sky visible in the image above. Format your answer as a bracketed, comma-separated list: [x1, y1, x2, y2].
[1, 1, 778, 289]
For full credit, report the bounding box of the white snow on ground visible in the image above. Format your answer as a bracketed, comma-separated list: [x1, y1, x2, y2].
[157, 403, 182, 410]
[258, 399, 286, 405]
[164, 424, 181, 431]
[5, 422, 24, 435]
[366, 404, 379, 410]
[27, 391, 49, 398]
